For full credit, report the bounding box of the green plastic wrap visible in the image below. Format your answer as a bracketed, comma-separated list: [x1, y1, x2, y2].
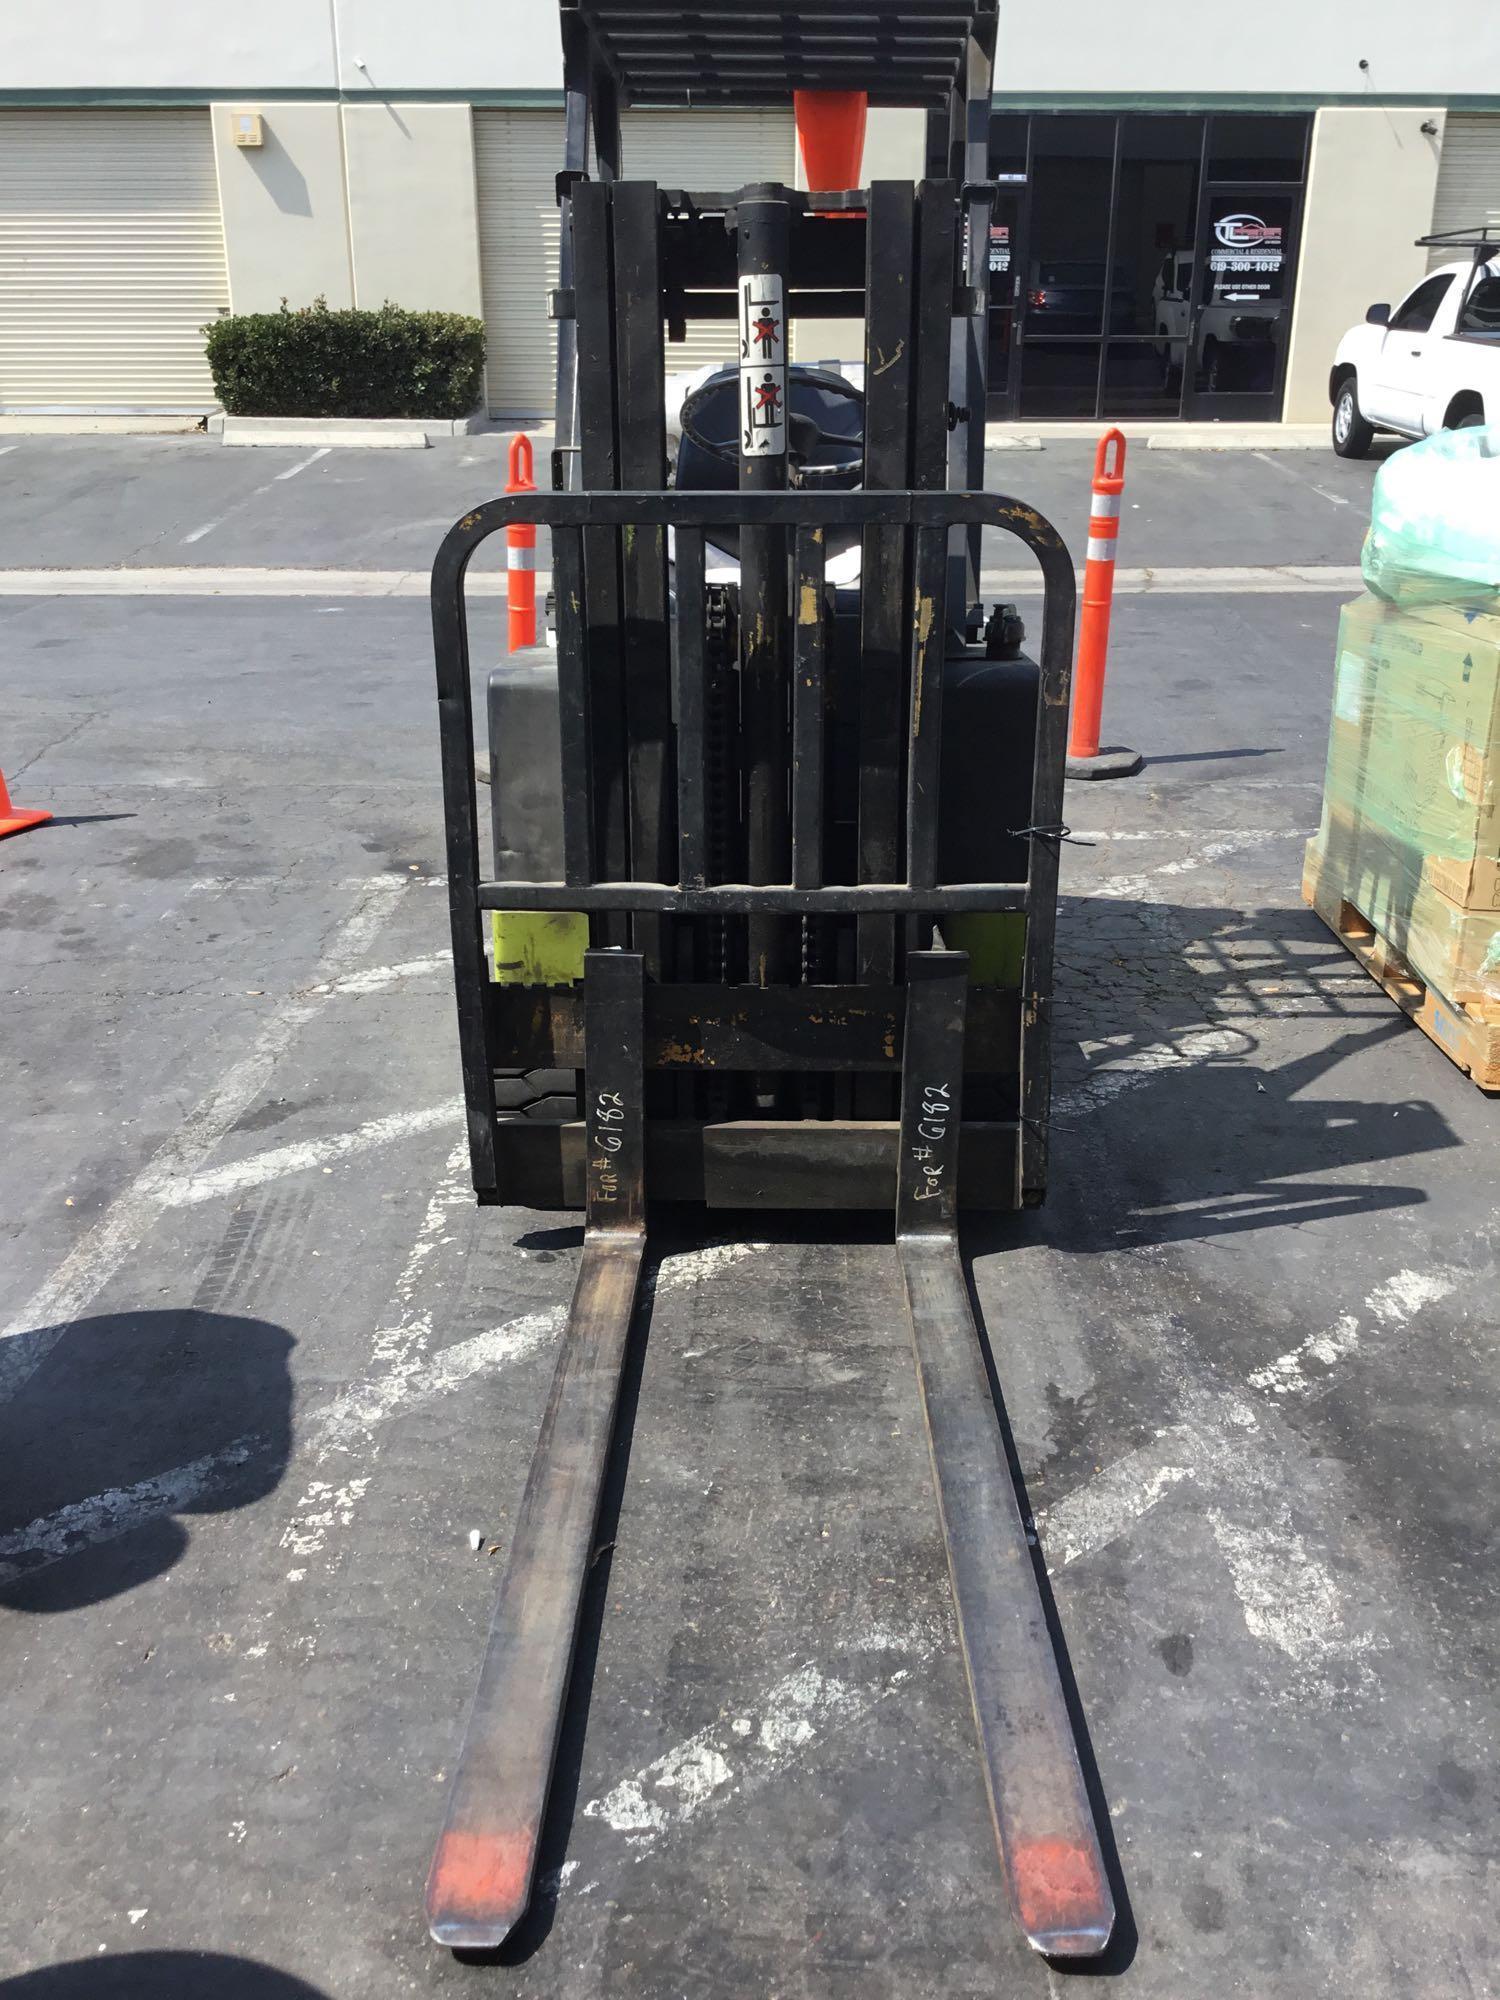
[1362, 422, 1500, 609]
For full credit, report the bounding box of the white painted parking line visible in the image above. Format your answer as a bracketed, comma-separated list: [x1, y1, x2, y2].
[1037, 1446, 1195, 1570]
[157, 1098, 464, 1208]
[304, 951, 449, 998]
[1247, 1268, 1459, 1397]
[583, 1619, 946, 1850]
[1059, 1025, 1249, 1114]
[1088, 829, 1308, 901]
[1071, 827, 1302, 844]
[0, 874, 406, 1404]
[0, 445, 16, 458]
[0, 563, 1366, 598]
[1251, 448, 1352, 510]
[269, 1141, 473, 1577]
[0, 1440, 265, 1585]
[0, 568, 437, 596]
[180, 448, 333, 545]
[273, 447, 330, 482]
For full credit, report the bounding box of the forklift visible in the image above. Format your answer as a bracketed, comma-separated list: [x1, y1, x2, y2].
[426, 0, 1114, 1961]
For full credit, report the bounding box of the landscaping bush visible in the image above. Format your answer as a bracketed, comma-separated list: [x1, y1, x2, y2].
[203, 298, 486, 419]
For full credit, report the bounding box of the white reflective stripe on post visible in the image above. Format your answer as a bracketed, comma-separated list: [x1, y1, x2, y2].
[1086, 538, 1117, 564]
[506, 546, 536, 570]
[1090, 492, 1121, 521]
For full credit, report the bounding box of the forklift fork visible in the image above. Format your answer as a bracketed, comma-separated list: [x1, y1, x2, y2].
[426, 950, 647, 1948]
[898, 954, 1114, 1955]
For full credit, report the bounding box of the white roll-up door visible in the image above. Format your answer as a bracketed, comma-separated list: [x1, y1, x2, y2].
[474, 111, 565, 420]
[0, 109, 228, 412]
[474, 108, 795, 418]
[1429, 115, 1500, 267]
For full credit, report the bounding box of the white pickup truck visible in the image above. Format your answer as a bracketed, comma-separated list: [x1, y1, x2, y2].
[1330, 254, 1500, 456]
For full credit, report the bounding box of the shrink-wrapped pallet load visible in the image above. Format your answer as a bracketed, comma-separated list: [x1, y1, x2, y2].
[1304, 425, 1500, 1084]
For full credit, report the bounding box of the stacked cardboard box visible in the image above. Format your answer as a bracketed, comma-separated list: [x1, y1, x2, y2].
[1304, 592, 1500, 1016]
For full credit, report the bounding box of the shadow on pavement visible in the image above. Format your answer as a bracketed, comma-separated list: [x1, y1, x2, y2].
[0, 1957, 328, 2000]
[0, 1309, 294, 1613]
[1139, 745, 1281, 766]
[1025, 892, 1460, 1256]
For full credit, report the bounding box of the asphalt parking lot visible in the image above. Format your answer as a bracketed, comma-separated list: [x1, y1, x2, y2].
[2, 432, 1497, 2000]
[0, 427, 1387, 576]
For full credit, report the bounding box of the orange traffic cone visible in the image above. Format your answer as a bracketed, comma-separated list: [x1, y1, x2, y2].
[794, 90, 868, 193]
[0, 762, 50, 839]
[794, 90, 867, 219]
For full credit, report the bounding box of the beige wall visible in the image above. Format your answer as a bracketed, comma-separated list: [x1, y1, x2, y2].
[341, 102, 482, 314]
[211, 103, 353, 312]
[1282, 107, 1445, 424]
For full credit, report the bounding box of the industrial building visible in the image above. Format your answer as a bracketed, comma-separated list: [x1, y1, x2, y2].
[3, 1, 1498, 423]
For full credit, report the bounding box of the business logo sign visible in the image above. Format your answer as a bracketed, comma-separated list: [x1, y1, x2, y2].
[1213, 212, 1283, 249]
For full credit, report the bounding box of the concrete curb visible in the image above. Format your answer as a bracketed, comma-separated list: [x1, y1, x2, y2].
[0, 415, 209, 436]
[985, 421, 1329, 452]
[210, 411, 496, 447]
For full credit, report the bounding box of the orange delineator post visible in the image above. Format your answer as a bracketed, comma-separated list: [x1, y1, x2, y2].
[1068, 428, 1127, 763]
[505, 433, 538, 652]
[0, 764, 50, 840]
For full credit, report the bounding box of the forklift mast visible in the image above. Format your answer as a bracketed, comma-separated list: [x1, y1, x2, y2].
[425, 0, 1115, 1964]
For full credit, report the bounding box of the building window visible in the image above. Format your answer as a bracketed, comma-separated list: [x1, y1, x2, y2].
[988, 111, 1310, 422]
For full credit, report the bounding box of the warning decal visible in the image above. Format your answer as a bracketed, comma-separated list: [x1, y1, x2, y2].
[738, 273, 786, 457]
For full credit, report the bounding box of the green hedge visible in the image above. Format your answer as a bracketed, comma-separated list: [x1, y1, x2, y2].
[203, 299, 486, 419]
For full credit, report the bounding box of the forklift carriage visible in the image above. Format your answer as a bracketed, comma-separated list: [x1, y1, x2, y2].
[426, 0, 1115, 1964]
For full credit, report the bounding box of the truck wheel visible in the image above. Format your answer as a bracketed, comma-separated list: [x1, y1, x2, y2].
[1332, 377, 1374, 458]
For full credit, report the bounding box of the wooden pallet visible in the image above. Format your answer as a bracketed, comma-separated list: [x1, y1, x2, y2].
[1302, 859, 1500, 1093]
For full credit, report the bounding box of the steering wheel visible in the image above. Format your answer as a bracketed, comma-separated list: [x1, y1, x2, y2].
[679, 367, 864, 488]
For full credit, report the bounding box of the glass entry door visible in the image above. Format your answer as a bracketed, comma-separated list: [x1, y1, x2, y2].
[1180, 185, 1300, 419]
[993, 111, 1309, 423]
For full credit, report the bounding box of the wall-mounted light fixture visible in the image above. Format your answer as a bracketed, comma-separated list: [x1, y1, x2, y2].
[1420, 119, 1440, 137]
[231, 110, 265, 148]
